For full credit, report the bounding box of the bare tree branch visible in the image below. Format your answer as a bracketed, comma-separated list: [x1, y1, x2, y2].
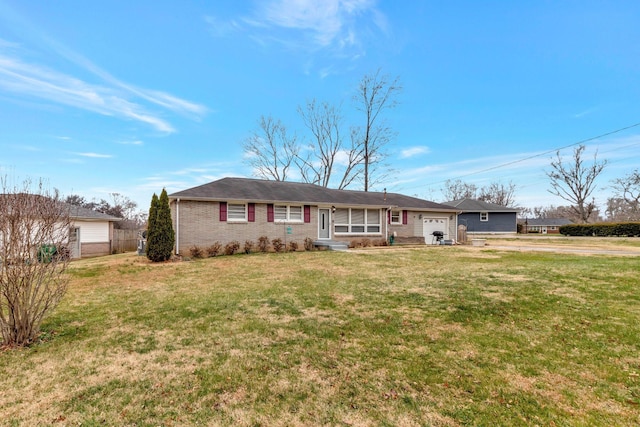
[546, 145, 607, 223]
[478, 181, 518, 207]
[608, 169, 640, 220]
[0, 177, 71, 347]
[297, 99, 343, 187]
[353, 69, 401, 191]
[243, 115, 298, 181]
[441, 179, 478, 201]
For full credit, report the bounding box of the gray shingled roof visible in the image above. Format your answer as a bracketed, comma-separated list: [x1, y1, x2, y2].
[444, 198, 520, 213]
[0, 193, 120, 221]
[520, 218, 573, 227]
[69, 204, 121, 221]
[169, 177, 456, 212]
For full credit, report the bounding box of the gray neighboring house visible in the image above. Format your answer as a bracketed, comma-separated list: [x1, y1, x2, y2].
[68, 205, 121, 258]
[168, 177, 460, 252]
[445, 198, 519, 234]
[519, 218, 573, 234]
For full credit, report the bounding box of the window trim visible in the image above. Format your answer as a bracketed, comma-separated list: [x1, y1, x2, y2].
[227, 202, 248, 222]
[273, 204, 304, 223]
[480, 211, 489, 222]
[390, 210, 402, 225]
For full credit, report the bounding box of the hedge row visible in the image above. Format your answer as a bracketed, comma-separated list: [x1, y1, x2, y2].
[559, 222, 640, 237]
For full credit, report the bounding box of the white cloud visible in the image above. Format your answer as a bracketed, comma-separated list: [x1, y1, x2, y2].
[74, 152, 113, 159]
[0, 53, 178, 133]
[0, 29, 207, 133]
[399, 146, 430, 159]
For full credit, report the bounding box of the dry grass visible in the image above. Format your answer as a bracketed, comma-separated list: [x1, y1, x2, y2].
[1, 244, 639, 426]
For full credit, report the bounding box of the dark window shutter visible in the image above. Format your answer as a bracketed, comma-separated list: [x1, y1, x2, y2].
[387, 210, 391, 224]
[267, 204, 274, 222]
[248, 203, 255, 222]
[220, 202, 227, 222]
[304, 205, 311, 223]
[402, 210, 408, 225]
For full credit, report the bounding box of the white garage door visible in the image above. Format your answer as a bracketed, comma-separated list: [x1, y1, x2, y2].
[423, 217, 448, 245]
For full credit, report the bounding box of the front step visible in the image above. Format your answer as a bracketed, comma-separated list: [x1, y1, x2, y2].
[313, 240, 349, 251]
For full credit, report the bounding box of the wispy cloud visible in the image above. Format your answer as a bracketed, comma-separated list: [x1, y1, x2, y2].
[207, 0, 387, 75]
[74, 152, 114, 159]
[117, 140, 144, 146]
[0, 16, 207, 134]
[0, 53, 178, 133]
[400, 146, 430, 159]
[573, 107, 598, 119]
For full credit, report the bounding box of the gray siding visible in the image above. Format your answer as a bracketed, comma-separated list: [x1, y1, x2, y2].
[460, 212, 517, 233]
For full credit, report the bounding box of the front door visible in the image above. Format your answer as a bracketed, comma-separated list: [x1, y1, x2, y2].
[318, 208, 330, 239]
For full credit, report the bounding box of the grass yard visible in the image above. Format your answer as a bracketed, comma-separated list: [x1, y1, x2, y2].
[1, 245, 639, 426]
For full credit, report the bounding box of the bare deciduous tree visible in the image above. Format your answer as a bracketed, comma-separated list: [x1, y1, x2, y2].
[441, 179, 478, 201]
[353, 69, 402, 191]
[65, 193, 146, 229]
[546, 145, 607, 223]
[525, 204, 602, 223]
[243, 115, 298, 181]
[478, 181, 517, 207]
[0, 178, 71, 347]
[297, 99, 345, 187]
[607, 169, 640, 221]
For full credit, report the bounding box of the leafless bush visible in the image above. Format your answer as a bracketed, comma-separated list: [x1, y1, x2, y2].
[288, 241, 299, 252]
[225, 241, 240, 255]
[244, 240, 254, 254]
[206, 242, 222, 257]
[0, 177, 71, 347]
[271, 238, 284, 253]
[304, 237, 315, 251]
[258, 236, 270, 253]
[189, 246, 204, 258]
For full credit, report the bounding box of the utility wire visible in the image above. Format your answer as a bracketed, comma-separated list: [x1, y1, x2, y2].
[417, 121, 640, 190]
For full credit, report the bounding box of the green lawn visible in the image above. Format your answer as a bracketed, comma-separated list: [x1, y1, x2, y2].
[1, 247, 639, 426]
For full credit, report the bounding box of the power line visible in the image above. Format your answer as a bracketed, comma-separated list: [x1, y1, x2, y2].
[417, 121, 640, 190]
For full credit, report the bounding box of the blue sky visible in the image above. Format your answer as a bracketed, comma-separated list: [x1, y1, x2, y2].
[1, 0, 639, 213]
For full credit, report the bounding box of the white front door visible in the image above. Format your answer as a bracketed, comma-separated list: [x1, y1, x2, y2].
[318, 208, 330, 239]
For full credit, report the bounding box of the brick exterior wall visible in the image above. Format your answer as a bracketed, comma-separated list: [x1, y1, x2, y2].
[173, 200, 319, 253]
[80, 242, 111, 258]
[172, 200, 457, 250]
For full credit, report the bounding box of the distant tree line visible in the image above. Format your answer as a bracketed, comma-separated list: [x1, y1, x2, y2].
[441, 144, 640, 224]
[64, 193, 147, 230]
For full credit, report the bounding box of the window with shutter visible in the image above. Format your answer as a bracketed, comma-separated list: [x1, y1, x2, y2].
[227, 203, 247, 221]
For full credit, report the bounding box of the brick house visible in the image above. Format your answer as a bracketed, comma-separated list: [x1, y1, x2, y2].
[168, 177, 459, 252]
[519, 218, 573, 234]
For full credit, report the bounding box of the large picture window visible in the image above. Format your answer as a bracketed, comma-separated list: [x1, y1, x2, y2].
[274, 205, 303, 222]
[334, 208, 382, 235]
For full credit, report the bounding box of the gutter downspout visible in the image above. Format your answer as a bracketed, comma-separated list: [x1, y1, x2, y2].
[176, 198, 180, 255]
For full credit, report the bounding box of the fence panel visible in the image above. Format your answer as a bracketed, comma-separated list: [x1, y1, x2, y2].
[113, 229, 139, 254]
